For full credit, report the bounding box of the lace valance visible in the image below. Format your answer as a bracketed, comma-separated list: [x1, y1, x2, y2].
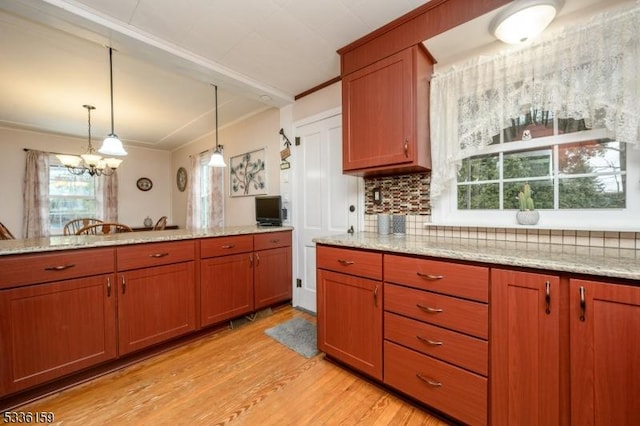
[429, 2, 640, 199]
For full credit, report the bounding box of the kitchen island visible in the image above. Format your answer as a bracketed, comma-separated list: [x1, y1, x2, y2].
[314, 231, 640, 425]
[0, 226, 292, 407]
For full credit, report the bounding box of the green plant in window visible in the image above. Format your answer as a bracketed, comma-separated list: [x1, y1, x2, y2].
[518, 183, 535, 211]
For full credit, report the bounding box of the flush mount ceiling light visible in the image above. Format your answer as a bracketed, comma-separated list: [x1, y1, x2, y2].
[99, 47, 127, 157]
[208, 84, 227, 168]
[490, 0, 563, 44]
[57, 105, 123, 176]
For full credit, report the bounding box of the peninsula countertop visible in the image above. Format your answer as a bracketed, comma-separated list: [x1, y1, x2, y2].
[0, 225, 294, 257]
[313, 232, 640, 281]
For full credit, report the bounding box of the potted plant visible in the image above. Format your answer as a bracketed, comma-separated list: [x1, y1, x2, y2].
[516, 183, 539, 225]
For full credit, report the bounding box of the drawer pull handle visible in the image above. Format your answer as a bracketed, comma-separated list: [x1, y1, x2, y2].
[545, 281, 551, 314]
[44, 264, 75, 271]
[416, 303, 443, 314]
[579, 286, 586, 321]
[149, 252, 169, 258]
[122, 275, 126, 294]
[221, 244, 235, 249]
[416, 373, 442, 387]
[416, 272, 444, 281]
[404, 139, 409, 157]
[107, 276, 111, 297]
[337, 259, 355, 266]
[373, 285, 379, 307]
[416, 335, 443, 346]
[256, 253, 260, 267]
[270, 239, 280, 243]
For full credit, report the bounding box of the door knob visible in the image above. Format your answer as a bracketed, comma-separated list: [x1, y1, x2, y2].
[349, 205, 355, 212]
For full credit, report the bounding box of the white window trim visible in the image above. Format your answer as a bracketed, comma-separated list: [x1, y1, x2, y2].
[431, 130, 640, 231]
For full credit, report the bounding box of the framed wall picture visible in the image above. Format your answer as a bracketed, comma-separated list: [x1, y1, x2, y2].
[136, 177, 153, 191]
[230, 147, 267, 197]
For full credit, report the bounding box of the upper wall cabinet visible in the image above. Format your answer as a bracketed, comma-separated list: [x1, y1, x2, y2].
[341, 45, 433, 176]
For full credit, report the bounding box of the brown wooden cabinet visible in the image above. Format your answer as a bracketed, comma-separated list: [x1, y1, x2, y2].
[316, 245, 383, 380]
[0, 248, 116, 396]
[341, 45, 432, 176]
[384, 255, 489, 425]
[490, 268, 564, 426]
[200, 235, 255, 327]
[116, 241, 196, 355]
[254, 231, 292, 309]
[570, 279, 640, 426]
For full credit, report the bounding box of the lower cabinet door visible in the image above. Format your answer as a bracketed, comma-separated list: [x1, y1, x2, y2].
[201, 253, 254, 326]
[118, 262, 196, 355]
[0, 275, 117, 395]
[254, 246, 292, 309]
[317, 269, 382, 380]
[384, 341, 487, 426]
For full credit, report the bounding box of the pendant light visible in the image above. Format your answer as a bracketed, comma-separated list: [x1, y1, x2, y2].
[99, 47, 128, 156]
[57, 105, 122, 176]
[208, 84, 226, 167]
[490, 0, 563, 44]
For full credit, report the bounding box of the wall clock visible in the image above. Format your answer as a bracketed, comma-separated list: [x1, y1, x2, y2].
[176, 167, 187, 192]
[136, 177, 153, 191]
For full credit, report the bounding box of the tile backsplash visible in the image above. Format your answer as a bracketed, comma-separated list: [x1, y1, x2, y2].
[364, 173, 431, 215]
[363, 214, 640, 250]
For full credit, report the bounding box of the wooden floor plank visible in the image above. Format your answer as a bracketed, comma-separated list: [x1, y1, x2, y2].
[17, 306, 451, 425]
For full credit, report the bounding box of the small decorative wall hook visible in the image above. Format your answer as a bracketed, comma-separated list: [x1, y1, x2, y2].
[279, 128, 292, 147]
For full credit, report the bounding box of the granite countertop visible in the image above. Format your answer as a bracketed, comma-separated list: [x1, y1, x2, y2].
[313, 232, 640, 281]
[0, 225, 294, 257]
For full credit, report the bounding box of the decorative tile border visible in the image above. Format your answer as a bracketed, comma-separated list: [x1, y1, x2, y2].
[364, 214, 640, 250]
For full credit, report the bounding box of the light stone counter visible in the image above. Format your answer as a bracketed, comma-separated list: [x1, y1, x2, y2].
[0, 226, 293, 256]
[313, 232, 640, 281]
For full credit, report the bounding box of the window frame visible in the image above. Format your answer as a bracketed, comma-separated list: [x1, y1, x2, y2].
[432, 128, 640, 230]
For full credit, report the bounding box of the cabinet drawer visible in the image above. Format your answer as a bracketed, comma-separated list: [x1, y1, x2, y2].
[117, 240, 195, 271]
[385, 283, 488, 339]
[201, 235, 253, 258]
[317, 245, 382, 280]
[254, 231, 291, 251]
[384, 255, 488, 302]
[384, 341, 487, 426]
[0, 248, 114, 289]
[384, 312, 487, 376]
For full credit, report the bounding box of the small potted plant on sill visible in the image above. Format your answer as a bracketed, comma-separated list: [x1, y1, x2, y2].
[516, 183, 539, 225]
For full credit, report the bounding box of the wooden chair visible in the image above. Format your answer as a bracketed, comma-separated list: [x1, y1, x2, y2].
[64, 218, 104, 236]
[75, 223, 132, 235]
[153, 216, 168, 230]
[0, 222, 15, 240]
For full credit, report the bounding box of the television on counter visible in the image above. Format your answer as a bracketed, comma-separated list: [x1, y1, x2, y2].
[255, 195, 282, 226]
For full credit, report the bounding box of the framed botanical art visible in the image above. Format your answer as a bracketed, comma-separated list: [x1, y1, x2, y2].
[230, 147, 267, 197]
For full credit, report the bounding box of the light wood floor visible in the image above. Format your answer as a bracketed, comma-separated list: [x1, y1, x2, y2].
[18, 306, 451, 425]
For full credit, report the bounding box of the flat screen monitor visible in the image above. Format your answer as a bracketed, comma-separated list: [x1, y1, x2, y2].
[255, 195, 282, 226]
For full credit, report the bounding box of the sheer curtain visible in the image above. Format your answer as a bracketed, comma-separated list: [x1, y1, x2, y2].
[186, 151, 225, 231]
[23, 150, 50, 238]
[430, 2, 640, 199]
[96, 173, 118, 222]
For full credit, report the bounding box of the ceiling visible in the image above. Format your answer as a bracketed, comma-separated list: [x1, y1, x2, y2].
[0, 0, 628, 151]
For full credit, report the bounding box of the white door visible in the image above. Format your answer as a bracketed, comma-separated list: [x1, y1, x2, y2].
[293, 111, 360, 313]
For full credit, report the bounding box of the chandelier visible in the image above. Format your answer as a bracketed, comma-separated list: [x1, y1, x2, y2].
[57, 105, 123, 176]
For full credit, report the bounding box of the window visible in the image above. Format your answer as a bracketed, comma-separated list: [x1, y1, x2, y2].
[198, 157, 211, 229]
[49, 161, 98, 235]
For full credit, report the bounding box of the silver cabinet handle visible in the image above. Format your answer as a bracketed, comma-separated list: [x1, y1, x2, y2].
[256, 253, 260, 267]
[107, 276, 111, 297]
[416, 303, 443, 314]
[337, 259, 355, 266]
[121, 275, 126, 294]
[416, 335, 443, 346]
[44, 264, 75, 271]
[416, 272, 444, 281]
[579, 286, 586, 321]
[221, 244, 235, 249]
[404, 139, 409, 157]
[149, 252, 169, 258]
[416, 373, 442, 387]
[545, 281, 551, 314]
[373, 285, 378, 307]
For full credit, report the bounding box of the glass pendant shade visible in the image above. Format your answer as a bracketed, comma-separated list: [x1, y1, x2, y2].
[99, 134, 127, 156]
[57, 154, 82, 168]
[208, 149, 226, 167]
[490, 0, 561, 44]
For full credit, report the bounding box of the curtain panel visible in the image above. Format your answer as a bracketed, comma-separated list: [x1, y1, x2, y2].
[96, 172, 118, 222]
[186, 151, 225, 231]
[23, 150, 50, 238]
[429, 3, 640, 199]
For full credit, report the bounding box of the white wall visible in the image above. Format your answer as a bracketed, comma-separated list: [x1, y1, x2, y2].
[171, 108, 282, 228]
[293, 81, 341, 122]
[0, 126, 171, 237]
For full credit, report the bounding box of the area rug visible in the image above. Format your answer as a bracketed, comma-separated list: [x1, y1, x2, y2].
[264, 317, 319, 358]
